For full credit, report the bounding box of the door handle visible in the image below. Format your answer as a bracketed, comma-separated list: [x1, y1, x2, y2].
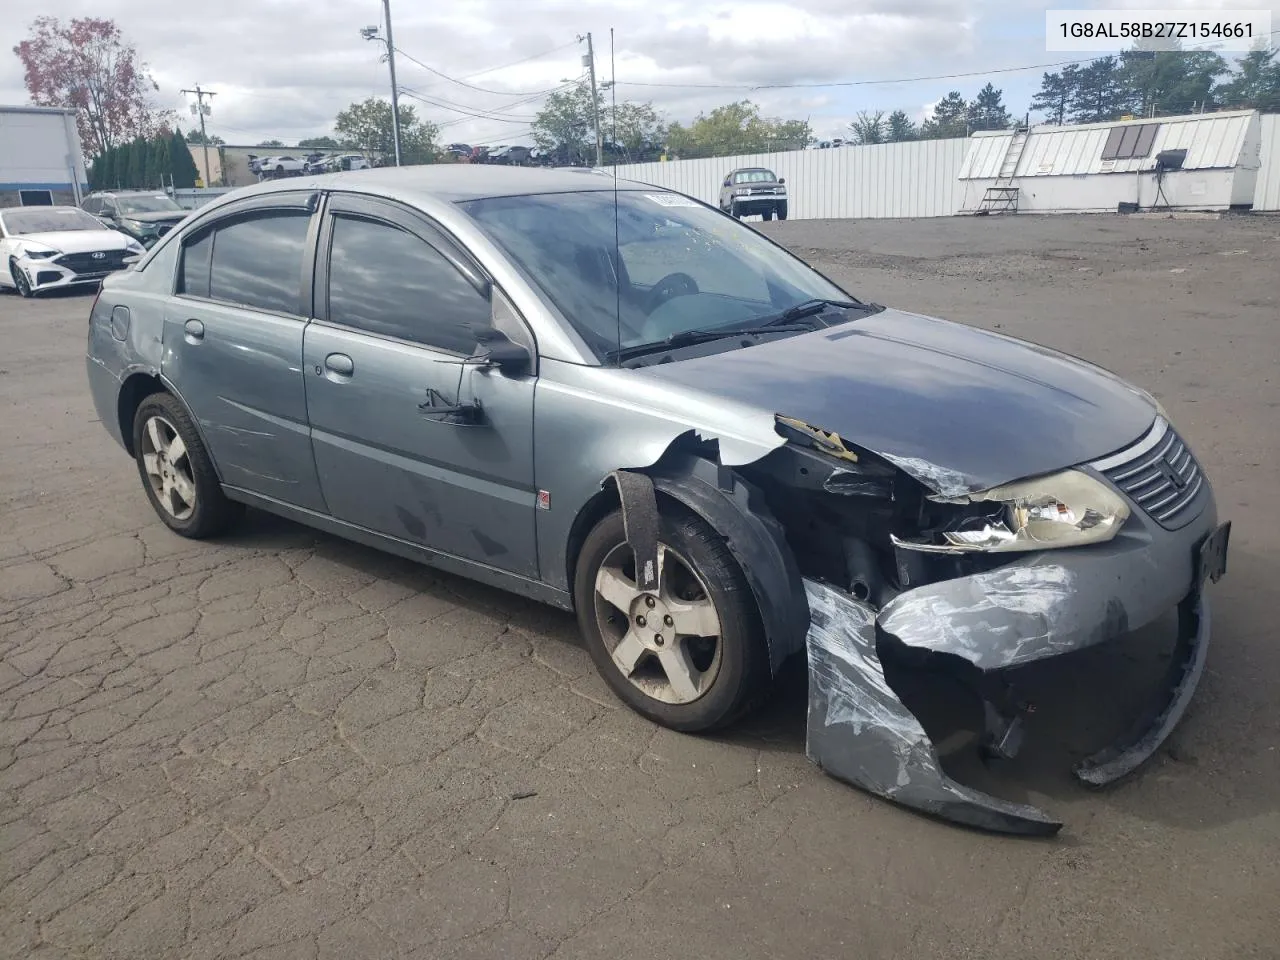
[324, 353, 354, 376]
[183, 319, 204, 341]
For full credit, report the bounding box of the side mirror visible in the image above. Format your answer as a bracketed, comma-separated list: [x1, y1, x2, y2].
[778, 177, 786, 184]
[723, 178, 731, 187]
[473, 326, 531, 377]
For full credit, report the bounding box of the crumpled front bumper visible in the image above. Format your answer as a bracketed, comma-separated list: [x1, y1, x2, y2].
[805, 492, 1225, 835]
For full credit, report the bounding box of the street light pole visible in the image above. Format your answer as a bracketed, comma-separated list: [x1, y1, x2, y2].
[383, 0, 402, 166]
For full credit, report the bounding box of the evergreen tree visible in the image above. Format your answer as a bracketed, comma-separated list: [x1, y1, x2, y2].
[1216, 48, 1280, 111]
[920, 91, 969, 138]
[1069, 57, 1128, 123]
[1030, 64, 1080, 124]
[169, 128, 199, 188]
[886, 109, 917, 142]
[127, 136, 147, 187]
[967, 83, 1012, 131]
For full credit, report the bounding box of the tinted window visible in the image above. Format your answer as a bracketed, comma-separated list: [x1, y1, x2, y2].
[82, 197, 101, 215]
[208, 211, 311, 315]
[327, 215, 487, 354]
[180, 231, 213, 298]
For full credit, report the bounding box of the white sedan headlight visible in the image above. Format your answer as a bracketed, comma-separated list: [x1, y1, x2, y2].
[892, 469, 1130, 554]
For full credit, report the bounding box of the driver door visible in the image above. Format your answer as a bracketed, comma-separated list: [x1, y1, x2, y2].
[303, 194, 540, 576]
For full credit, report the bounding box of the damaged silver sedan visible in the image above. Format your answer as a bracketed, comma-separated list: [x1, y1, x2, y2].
[85, 167, 1230, 834]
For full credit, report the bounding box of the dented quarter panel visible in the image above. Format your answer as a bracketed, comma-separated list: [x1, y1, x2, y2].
[878, 487, 1218, 670]
[638, 308, 1159, 495]
[804, 579, 1062, 835]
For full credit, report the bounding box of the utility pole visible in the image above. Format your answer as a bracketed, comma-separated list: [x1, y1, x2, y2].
[362, 4, 401, 166]
[181, 85, 217, 186]
[579, 32, 603, 167]
[383, 0, 402, 166]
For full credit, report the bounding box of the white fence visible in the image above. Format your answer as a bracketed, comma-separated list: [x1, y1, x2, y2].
[612, 137, 970, 220]
[1254, 114, 1280, 211]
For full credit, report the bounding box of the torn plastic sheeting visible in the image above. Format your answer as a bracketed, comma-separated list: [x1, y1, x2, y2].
[803, 578, 1061, 835]
[877, 564, 1095, 671]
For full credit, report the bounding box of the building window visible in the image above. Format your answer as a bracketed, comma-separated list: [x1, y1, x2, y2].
[18, 190, 54, 206]
[1101, 123, 1159, 161]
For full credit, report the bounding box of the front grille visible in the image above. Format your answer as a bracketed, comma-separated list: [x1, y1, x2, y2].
[1091, 418, 1207, 530]
[55, 251, 128, 275]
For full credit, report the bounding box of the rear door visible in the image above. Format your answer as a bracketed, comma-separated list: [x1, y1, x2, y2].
[302, 193, 539, 576]
[161, 191, 327, 512]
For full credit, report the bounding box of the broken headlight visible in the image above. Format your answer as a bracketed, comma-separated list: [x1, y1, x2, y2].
[892, 469, 1130, 554]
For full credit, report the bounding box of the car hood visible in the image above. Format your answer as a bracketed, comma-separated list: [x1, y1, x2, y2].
[13, 230, 134, 255]
[121, 211, 186, 225]
[636, 308, 1157, 495]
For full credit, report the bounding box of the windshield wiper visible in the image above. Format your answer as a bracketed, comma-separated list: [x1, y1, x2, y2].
[758, 297, 863, 327]
[606, 323, 818, 363]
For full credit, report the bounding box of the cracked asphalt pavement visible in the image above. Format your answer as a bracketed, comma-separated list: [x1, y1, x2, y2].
[2, 214, 1278, 959]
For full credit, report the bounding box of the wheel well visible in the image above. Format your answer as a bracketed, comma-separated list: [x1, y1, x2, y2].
[565, 484, 621, 608]
[117, 373, 165, 456]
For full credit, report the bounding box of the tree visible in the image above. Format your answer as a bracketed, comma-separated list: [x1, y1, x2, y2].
[885, 110, 917, 142]
[967, 83, 1013, 131]
[334, 98, 438, 164]
[1030, 64, 1080, 124]
[608, 101, 666, 162]
[1069, 56, 1128, 123]
[1120, 41, 1229, 116]
[145, 135, 166, 187]
[664, 100, 811, 158]
[169, 128, 199, 188]
[13, 17, 170, 157]
[1216, 47, 1280, 112]
[298, 135, 341, 149]
[920, 91, 968, 139]
[128, 136, 147, 188]
[531, 84, 604, 165]
[257, 139, 284, 148]
[185, 129, 224, 145]
[849, 110, 886, 145]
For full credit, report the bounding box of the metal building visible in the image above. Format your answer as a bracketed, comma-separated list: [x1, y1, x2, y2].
[958, 110, 1263, 215]
[0, 105, 88, 209]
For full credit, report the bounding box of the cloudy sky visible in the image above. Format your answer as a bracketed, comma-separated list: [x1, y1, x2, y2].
[2, 0, 1275, 148]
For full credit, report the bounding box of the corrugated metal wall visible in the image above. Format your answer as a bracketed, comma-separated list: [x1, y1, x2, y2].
[1255, 114, 1280, 211]
[612, 137, 969, 219]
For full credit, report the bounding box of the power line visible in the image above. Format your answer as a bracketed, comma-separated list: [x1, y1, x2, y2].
[615, 34, 1280, 92]
[397, 86, 541, 123]
[461, 40, 579, 81]
[394, 46, 568, 97]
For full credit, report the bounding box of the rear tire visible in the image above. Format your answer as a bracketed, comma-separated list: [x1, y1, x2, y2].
[132, 392, 242, 539]
[575, 506, 770, 732]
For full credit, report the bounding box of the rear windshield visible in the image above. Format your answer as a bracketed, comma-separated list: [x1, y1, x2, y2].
[1, 207, 105, 235]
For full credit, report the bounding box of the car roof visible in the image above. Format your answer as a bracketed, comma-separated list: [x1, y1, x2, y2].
[219, 165, 657, 203]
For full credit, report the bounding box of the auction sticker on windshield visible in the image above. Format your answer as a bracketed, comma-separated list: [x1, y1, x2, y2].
[645, 193, 702, 208]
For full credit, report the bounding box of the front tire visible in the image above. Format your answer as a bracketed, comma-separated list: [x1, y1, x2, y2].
[10, 260, 33, 298]
[132, 392, 242, 539]
[776, 203, 788, 221]
[575, 506, 770, 732]
[762, 208, 774, 221]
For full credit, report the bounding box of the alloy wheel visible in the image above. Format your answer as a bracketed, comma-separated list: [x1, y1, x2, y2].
[592, 542, 724, 705]
[140, 414, 197, 521]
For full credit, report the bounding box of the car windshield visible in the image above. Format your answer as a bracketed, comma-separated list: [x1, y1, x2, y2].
[1, 207, 105, 235]
[733, 169, 777, 183]
[117, 195, 183, 215]
[460, 189, 853, 359]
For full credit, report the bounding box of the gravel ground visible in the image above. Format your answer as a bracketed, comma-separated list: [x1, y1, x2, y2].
[1, 212, 1278, 959]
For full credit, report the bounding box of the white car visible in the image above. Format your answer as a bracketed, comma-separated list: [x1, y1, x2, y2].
[1, 206, 143, 298]
[259, 156, 306, 176]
